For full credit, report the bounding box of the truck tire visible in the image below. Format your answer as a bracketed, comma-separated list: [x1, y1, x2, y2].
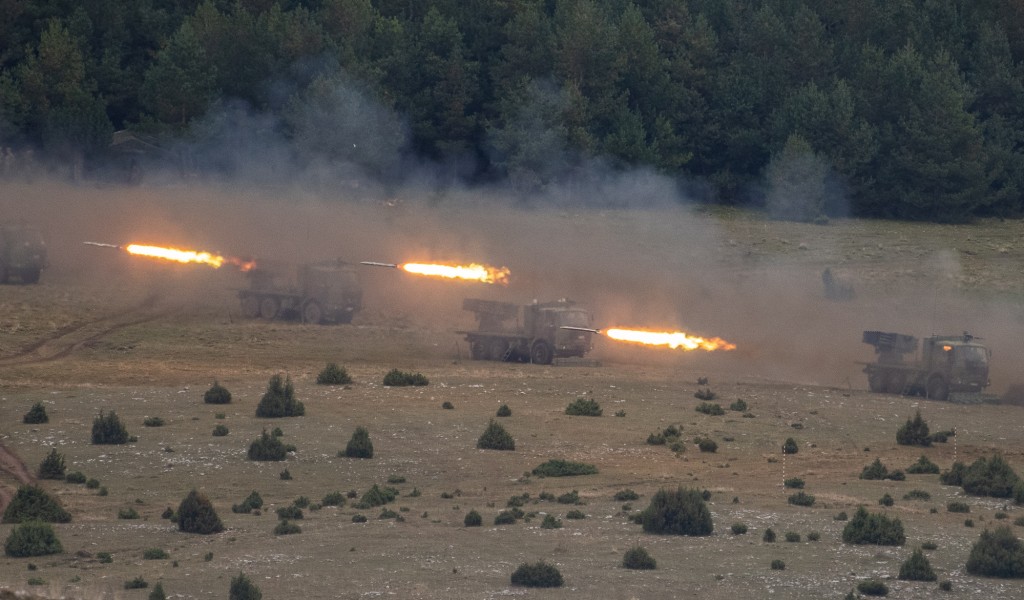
[867, 371, 886, 393]
[488, 339, 509, 361]
[469, 341, 486, 360]
[302, 301, 323, 324]
[259, 297, 280, 320]
[885, 373, 907, 395]
[336, 312, 353, 324]
[530, 341, 553, 365]
[926, 376, 950, 401]
[19, 269, 40, 284]
[0, 265, 7, 283]
[241, 296, 260, 318]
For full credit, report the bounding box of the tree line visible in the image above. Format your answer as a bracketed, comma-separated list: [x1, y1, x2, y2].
[1, 0, 1023, 221]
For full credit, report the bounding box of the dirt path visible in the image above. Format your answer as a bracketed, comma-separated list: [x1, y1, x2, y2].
[0, 442, 34, 515]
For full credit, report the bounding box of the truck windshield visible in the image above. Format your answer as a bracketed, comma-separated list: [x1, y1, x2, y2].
[560, 310, 590, 328]
[958, 346, 988, 365]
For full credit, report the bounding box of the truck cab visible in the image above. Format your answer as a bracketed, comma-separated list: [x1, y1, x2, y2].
[0, 224, 47, 283]
[920, 334, 990, 398]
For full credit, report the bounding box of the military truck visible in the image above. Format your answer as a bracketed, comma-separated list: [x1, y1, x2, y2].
[457, 298, 594, 365]
[860, 330, 990, 401]
[0, 223, 47, 283]
[238, 260, 362, 324]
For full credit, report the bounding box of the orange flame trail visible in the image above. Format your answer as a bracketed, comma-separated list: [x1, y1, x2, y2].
[124, 244, 256, 271]
[400, 262, 511, 285]
[605, 328, 737, 352]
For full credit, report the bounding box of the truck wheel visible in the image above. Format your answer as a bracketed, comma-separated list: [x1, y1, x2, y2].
[259, 297, 279, 320]
[867, 372, 886, 393]
[336, 312, 353, 324]
[0, 266, 7, 283]
[241, 296, 260, 318]
[926, 376, 950, 401]
[469, 341, 486, 360]
[530, 341, 553, 365]
[19, 269, 40, 284]
[886, 373, 907, 395]
[488, 339, 509, 361]
[302, 301, 323, 324]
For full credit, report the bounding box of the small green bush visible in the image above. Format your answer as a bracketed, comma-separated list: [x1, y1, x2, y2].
[143, 548, 169, 560]
[65, 471, 86, 484]
[922, 541, 938, 550]
[694, 388, 717, 401]
[835, 511, 848, 521]
[808, 531, 821, 541]
[322, 492, 345, 507]
[316, 362, 352, 385]
[731, 523, 748, 534]
[842, 507, 905, 546]
[496, 404, 512, 417]
[255, 374, 304, 417]
[382, 369, 429, 386]
[783, 477, 805, 489]
[37, 448, 65, 480]
[962, 455, 1021, 498]
[273, 520, 301, 535]
[788, 491, 815, 507]
[898, 548, 937, 581]
[785, 531, 801, 542]
[782, 437, 799, 454]
[464, 509, 482, 527]
[907, 455, 941, 474]
[92, 411, 129, 444]
[646, 432, 666, 445]
[763, 527, 776, 542]
[343, 426, 374, 458]
[441, 401, 454, 409]
[204, 381, 232, 404]
[279, 469, 292, 480]
[494, 511, 517, 525]
[2, 485, 70, 524]
[23, 403, 48, 424]
[276, 505, 303, 520]
[879, 493, 894, 507]
[614, 489, 639, 501]
[359, 484, 398, 507]
[695, 401, 724, 415]
[532, 460, 598, 477]
[903, 489, 931, 501]
[565, 398, 602, 416]
[622, 546, 656, 569]
[966, 526, 1024, 577]
[939, 580, 952, 591]
[4, 521, 62, 557]
[229, 573, 262, 600]
[86, 478, 100, 489]
[148, 582, 167, 600]
[97, 551, 112, 563]
[857, 579, 889, 596]
[729, 399, 748, 412]
[896, 410, 931, 447]
[565, 509, 585, 519]
[770, 559, 785, 570]
[860, 458, 890, 480]
[176, 490, 224, 534]
[143, 416, 164, 427]
[351, 514, 367, 523]
[212, 424, 229, 436]
[231, 490, 263, 514]
[118, 507, 139, 520]
[124, 577, 148, 589]
[510, 561, 563, 587]
[940, 461, 966, 486]
[640, 487, 713, 536]
[947, 501, 970, 513]
[477, 420, 515, 450]
[540, 514, 562, 529]
[248, 429, 287, 461]
[557, 490, 580, 505]
[697, 438, 717, 453]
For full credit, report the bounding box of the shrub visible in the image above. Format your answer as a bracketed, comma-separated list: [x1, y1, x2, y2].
[697, 438, 718, 453]
[834, 511, 848, 521]
[125, 577, 148, 589]
[441, 401, 454, 409]
[322, 492, 345, 507]
[118, 507, 139, 520]
[640, 487, 713, 536]
[204, 381, 232, 404]
[860, 458, 889, 480]
[694, 388, 717, 401]
[729, 399, 748, 412]
[785, 531, 801, 542]
[464, 510, 482, 527]
[565, 509, 585, 519]
[966, 526, 1024, 577]
[4, 521, 62, 557]
[614, 489, 639, 501]
[842, 507, 905, 545]
[540, 514, 562, 529]
[143, 548, 169, 560]
[695, 401, 724, 415]
[279, 469, 292, 480]
[731, 523, 748, 534]
[622, 546, 656, 569]
[922, 541, 938, 550]
[947, 501, 970, 513]
[343, 426, 374, 458]
[898, 548, 937, 581]
[903, 490, 931, 501]
[763, 528, 776, 542]
[930, 429, 955, 443]
[788, 491, 816, 507]
[176, 490, 224, 534]
[494, 511, 517, 525]
[148, 582, 167, 600]
[857, 580, 889, 596]
[351, 514, 367, 523]
[808, 531, 821, 541]
[565, 398, 602, 416]
[939, 580, 952, 591]
[896, 410, 931, 447]
[2, 486, 71, 524]
[782, 438, 798, 454]
[646, 432, 666, 445]
[359, 484, 398, 507]
[962, 455, 1021, 498]
[255, 374, 304, 417]
[383, 369, 429, 386]
[770, 559, 785, 570]
[248, 429, 287, 461]
[510, 561, 563, 587]
[86, 478, 100, 489]
[496, 404, 512, 417]
[23, 402, 48, 424]
[212, 424, 229, 436]
[907, 455, 940, 474]
[477, 420, 515, 450]
[784, 477, 805, 489]
[532, 460, 597, 477]
[65, 471, 86, 484]
[316, 362, 352, 385]
[556, 490, 580, 504]
[887, 470, 906, 481]
[276, 505, 303, 520]
[879, 493, 894, 507]
[97, 552, 112, 563]
[37, 448, 65, 479]
[940, 461, 967, 486]
[92, 411, 129, 444]
[229, 573, 262, 600]
[273, 520, 301, 535]
[293, 496, 310, 508]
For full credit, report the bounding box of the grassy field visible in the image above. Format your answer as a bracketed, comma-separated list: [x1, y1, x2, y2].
[2, 183, 1024, 599]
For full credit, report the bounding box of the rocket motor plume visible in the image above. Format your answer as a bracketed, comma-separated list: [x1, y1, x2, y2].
[85, 241, 256, 271]
[362, 259, 511, 285]
[604, 327, 737, 352]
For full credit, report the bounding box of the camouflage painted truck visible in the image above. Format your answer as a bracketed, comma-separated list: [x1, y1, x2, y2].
[238, 260, 362, 324]
[860, 330, 990, 401]
[457, 298, 594, 365]
[0, 223, 47, 283]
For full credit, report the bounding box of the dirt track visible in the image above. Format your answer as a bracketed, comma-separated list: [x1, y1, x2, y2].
[0, 442, 34, 516]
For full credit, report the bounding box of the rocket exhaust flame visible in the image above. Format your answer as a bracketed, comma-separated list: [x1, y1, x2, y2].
[362, 260, 511, 285]
[85, 241, 256, 271]
[603, 328, 737, 352]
